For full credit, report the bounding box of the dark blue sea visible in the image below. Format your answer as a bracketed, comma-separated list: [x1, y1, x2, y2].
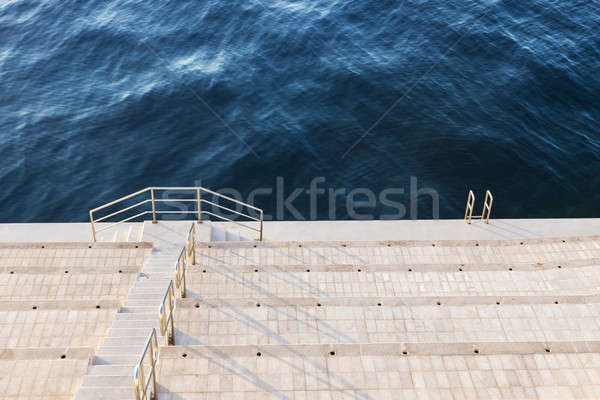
[0, 0, 598, 222]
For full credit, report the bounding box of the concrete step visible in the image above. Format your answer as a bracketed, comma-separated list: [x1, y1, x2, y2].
[123, 299, 162, 308]
[115, 312, 157, 320]
[120, 306, 158, 313]
[93, 354, 142, 365]
[129, 286, 168, 293]
[87, 364, 136, 376]
[103, 336, 165, 347]
[182, 267, 600, 298]
[173, 301, 600, 346]
[97, 346, 147, 357]
[108, 327, 161, 337]
[74, 387, 135, 400]
[82, 375, 132, 387]
[126, 293, 167, 301]
[112, 319, 160, 329]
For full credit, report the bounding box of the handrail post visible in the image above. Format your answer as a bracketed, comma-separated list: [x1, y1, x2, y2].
[149, 332, 157, 399]
[259, 210, 263, 241]
[89, 211, 97, 242]
[482, 190, 493, 224]
[151, 188, 157, 224]
[191, 226, 195, 265]
[138, 364, 145, 400]
[169, 284, 175, 345]
[464, 190, 475, 224]
[196, 188, 202, 223]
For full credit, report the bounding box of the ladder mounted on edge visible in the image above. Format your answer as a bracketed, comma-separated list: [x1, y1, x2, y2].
[464, 189, 493, 224]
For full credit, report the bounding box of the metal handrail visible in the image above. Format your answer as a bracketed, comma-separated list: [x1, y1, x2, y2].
[465, 189, 494, 224]
[134, 328, 158, 400]
[481, 190, 493, 224]
[159, 280, 176, 346]
[464, 190, 475, 224]
[174, 223, 194, 298]
[89, 187, 264, 242]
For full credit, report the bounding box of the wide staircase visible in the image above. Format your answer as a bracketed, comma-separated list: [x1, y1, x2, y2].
[146, 236, 600, 399]
[0, 242, 149, 400]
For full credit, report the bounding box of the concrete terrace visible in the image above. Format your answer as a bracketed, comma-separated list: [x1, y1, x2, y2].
[0, 218, 599, 399]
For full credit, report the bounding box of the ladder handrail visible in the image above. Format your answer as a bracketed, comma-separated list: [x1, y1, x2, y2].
[482, 190, 493, 224]
[89, 187, 263, 242]
[464, 189, 493, 224]
[464, 190, 475, 224]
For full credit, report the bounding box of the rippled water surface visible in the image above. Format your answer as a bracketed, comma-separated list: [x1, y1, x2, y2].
[0, 0, 598, 221]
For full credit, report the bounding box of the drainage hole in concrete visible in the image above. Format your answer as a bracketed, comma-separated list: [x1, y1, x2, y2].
[256, 303, 261, 307]
[317, 303, 322, 307]
[474, 349, 479, 354]
[195, 304, 200, 308]
[182, 353, 187, 358]
[377, 303, 382, 306]
[436, 302, 441, 306]
[402, 351, 408, 355]
[329, 351, 335, 356]
[60, 355, 66, 359]
[256, 352, 262, 357]
[32, 306, 37, 310]
[545, 348, 551, 353]
[96, 305, 101, 309]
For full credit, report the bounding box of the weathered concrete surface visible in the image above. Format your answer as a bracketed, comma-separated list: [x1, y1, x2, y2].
[156, 232, 600, 399]
[0, 219, 599, 399]
[1, 218, 600, 243]
[0, 244, 147, 399]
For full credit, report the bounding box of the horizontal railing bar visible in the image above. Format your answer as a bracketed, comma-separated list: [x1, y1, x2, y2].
[95, 199, 152, 223]
[154, 211, 199, 214]
[200, 199, 260, 222]
[90, 187, 151, 213]
[95, 211, 151, 233]
[202, 211, 260, 232]
[154, 199, 198, 202]
[198, 187, 262, 212]
[150, 187, 262, 212]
